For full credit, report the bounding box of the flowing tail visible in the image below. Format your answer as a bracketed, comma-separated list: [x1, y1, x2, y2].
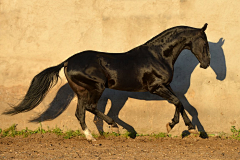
[3, 62, 66, 115]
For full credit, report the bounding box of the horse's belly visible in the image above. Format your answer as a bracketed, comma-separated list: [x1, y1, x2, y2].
[107, 76, 147, 92]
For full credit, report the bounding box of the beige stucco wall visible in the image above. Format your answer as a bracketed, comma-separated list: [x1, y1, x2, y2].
[0, 0, 239, 136]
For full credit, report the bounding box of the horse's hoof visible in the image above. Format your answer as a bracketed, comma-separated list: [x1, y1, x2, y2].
[199, 131, 209, 139]
[84, 128, 96, 141]
[110, 124, 119, 134]
[111, 127, 119, 134]
[166, 123, 172, 133]
[86, 135, 96, 141]
[189, 129, 198, 134]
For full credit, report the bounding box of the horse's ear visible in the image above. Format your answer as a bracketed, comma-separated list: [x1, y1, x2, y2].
[201, 23, 208, 32]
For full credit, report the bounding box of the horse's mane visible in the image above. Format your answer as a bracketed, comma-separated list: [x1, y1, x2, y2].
[144, 26, 198, 46]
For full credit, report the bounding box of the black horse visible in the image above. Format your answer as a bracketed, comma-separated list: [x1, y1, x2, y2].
[3, 24, 210, 141]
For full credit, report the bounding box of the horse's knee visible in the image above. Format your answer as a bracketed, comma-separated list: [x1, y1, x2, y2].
[85, 103, 97, 112]
[169, 98, 181, 106]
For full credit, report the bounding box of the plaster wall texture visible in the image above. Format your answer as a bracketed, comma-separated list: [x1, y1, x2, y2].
[0, 0, 239, 136]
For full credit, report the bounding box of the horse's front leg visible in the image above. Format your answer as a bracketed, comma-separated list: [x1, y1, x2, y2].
[150, 84, 197, 133]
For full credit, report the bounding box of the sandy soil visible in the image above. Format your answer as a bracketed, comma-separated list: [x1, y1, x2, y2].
[0, 133, 240, 160]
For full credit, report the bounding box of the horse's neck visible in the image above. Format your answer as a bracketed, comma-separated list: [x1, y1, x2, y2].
[160, 36, 189, 66]
[144, 29, 194, 67]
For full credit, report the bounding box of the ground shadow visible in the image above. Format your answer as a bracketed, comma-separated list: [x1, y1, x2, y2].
[29, 83, 74, 122]
[30, 38, 226, 138]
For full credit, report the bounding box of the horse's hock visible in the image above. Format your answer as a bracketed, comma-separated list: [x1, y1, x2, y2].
[0, 0, 239, 137]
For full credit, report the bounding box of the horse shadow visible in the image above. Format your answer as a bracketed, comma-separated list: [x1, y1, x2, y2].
[30, 38, 226, 138]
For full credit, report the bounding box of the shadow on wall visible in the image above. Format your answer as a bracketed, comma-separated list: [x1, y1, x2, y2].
[30, 38, 226, 135]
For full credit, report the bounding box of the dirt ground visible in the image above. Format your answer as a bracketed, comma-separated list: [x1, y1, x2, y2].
[0, 133, 239, 160]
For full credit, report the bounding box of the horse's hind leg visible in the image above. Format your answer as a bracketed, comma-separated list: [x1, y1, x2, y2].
[75, 97, 96, 141]
[74, 89, 119, 141]
[150, 84, 196, 133]
[85, 90, 119, 134]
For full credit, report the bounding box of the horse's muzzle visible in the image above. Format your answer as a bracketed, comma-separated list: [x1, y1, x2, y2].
[200, 63, 210, 69]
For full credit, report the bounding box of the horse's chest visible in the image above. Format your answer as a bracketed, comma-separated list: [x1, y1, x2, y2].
[142, 62, 174, 86]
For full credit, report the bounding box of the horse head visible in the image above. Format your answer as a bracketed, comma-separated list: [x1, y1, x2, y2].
[188, 23, 210, 69]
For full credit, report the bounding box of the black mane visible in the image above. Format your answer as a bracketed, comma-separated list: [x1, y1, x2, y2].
[144, 26, 198, 46]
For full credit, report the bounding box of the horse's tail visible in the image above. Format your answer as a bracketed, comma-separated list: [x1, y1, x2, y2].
[3, 61, 67, 115]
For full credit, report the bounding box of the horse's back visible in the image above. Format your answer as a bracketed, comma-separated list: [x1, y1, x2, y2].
[64, 49, 148, 91]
